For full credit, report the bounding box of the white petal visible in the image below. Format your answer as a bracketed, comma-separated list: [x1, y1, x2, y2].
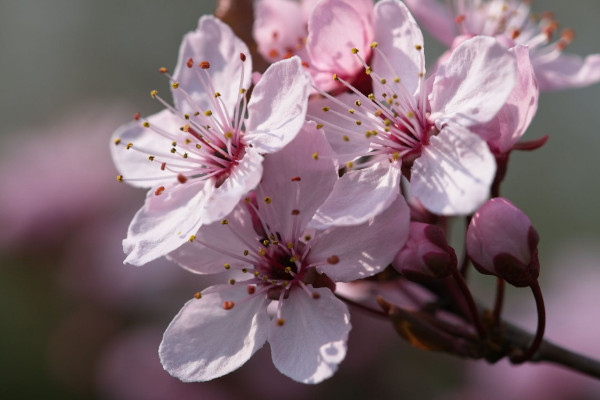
[159, 284, 269, 382]
[123, 180, 215, 266]
[410, 124, 496, 216]
[310, 196, 410, 282]
[245, 57, 311, 153]
[373, 0, 425, 97]
[172, 16, 252, 115]
[268, 287, 350, 384]
[430, 36, 516, 127]
[111, 110, 186, 188]
[258, 122, 337, 243]
[533, 52, 600, 92]
[310, 161, 401, 228]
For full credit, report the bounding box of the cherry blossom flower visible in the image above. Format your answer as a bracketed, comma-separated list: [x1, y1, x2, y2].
[159, 122, 410, 383]
[253, 0, 375, 92]
[308, 0, 516, 222]
[404, 0, 600, 91]
[111, 16, 311, 265]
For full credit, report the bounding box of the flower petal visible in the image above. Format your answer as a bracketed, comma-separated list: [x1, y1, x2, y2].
[172, 16, 252, 115]
[533, 52, 600, 92]
[111, 110, 185, 188]
[373, 0, 425, 97]
[306, 0, 373, 91]
[430, 36, 516, 127]
[403, 0, 455, 47]
[268, 286, 350, 384]
[410, 124, 496, 216]
[159, 284, 269, 382]
[310, 196, 410, 282]
[258, 122, 337, 243]
[473, 45, 539, 154]
[253, 0, 307, 63]
[245, 56, 311, 153]
[123, 179, 215, 266]
[310, 161, 401, 228]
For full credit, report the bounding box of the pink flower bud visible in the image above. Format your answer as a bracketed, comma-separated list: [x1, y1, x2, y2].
[466, 198, 540, 287]
[393, 222, 457, 281]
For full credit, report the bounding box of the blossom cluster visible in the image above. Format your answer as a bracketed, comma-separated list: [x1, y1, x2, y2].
[111, 0, 599, 384]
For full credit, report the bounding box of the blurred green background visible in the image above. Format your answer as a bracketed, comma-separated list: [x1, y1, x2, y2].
[1, 1, 599, 399]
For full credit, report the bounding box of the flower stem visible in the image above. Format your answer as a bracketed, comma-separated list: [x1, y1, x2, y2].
[511, 280, 545, 363]
[452, 270, 486, 339]
[492, 278, 505, 325]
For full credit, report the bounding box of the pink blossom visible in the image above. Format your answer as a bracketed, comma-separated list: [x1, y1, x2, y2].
[111, 16, 311, 265]
[466, 197, 539, 287]
[253, 0, 375, 92]
[159, 122, 410, 383]
[309, 0, 516, 222]
[404, 0, 600, 91]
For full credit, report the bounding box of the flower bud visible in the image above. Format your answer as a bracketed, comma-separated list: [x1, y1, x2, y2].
[466, 198, 539, 287]
[393, 222, 457, 281]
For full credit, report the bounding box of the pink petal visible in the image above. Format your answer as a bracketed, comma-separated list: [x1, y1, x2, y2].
[430, 36, 516, 127]
[307, 92, 371, 163]
[172, 16, 252, 115]
[245, 56, 311, 153]
[533, 52, 600, 92]
[111, 110, 183, 189]
[410, 124, 496, 216]
[123, 179, 215, 266]
[311, 161, 401, 228]
[253, 0, 307, 63]
[159, 284, 270, 382]
[268, 287, 350, 384]
[310, 196, 410, 282]
[168, 204, 261, 274]
[373, 0, 425, 97]
[259, 122, 337, 243]
[202, 148, 264, 224]
[307, 0, 373, 92]
[473, 45, 539, 154]
[403, 0, 455, 46]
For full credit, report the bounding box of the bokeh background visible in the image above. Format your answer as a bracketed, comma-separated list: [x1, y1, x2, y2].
[1, 1, 600, 399]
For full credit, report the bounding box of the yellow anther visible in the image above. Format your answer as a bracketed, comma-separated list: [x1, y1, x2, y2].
[287, 242, 294, 249]
[126, 142, 133, 149]
[188, 235, 196, 242]
[304, 235, 312, 241]
[368, 93, 375, 101]
[224, 263, 231, 270]
[244, 250, 249, 256]
[384, 119, 392, 127]
[312, 152, 319, 160]
[392, 152, 400, 160]
[355, 100, 362, 107]
[183, 153, 188, 159]
[114, 138, 121, 145]
[183, 124, 190, 132]
[143, 122, 150, 128]
[221, 219, 229, 225]
[375, 109, 383, 117]
[184, 114, 190, 120]
[263, 276, 269, 282]
[172, 141, 177, 146]
[194, 292, 202, 299]
[117, 175, 123, 182]
[242, 268, 248, 273]
[276, 318, 285, 326]
[333, 74, 339, 81]
[419, 72, 424, 78]
[380, 78, 387, 84]
[264, 196, 272, 204]
[284, 267, 292, 273]
[348, 109, 355, 114]
[185, 138, 192, 144]
[229, 279, 236, 285]
[150, 90, 158, 98]
[316, 124, 323, 129]
[171, 82, 179, 89]
[196, 144, 201, 149]
[245, 197, 251, 203]
[407, 111, 414, 118]
[322, 106, 330, 112]
[148, 155, 155, 161]
[351, 47, 359, 54]
[355, 120, 362, 126]
[258, 248, 267, 257]
[204, 110, 213, 116]
[290, 257, 296, 263]
[415, 44, 422, 50]
[254, 271, 260, 277]
[214, 91, 221, 98]
[194, 111, 200, 116]
[394, 77, 400, 83]
[346, 161, 354, 169]
[365, 66, 372, 75]
[225, 131, 233, 139]
[342, 135, 349, 142]
[240, 88, 246, 94]
[170, 148, 176, 153]
[370, 41, 378, 48]
[263, 239, 270, 246]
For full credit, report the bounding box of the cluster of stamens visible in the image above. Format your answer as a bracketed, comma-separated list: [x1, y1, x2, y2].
[114, 54, 250, 191]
